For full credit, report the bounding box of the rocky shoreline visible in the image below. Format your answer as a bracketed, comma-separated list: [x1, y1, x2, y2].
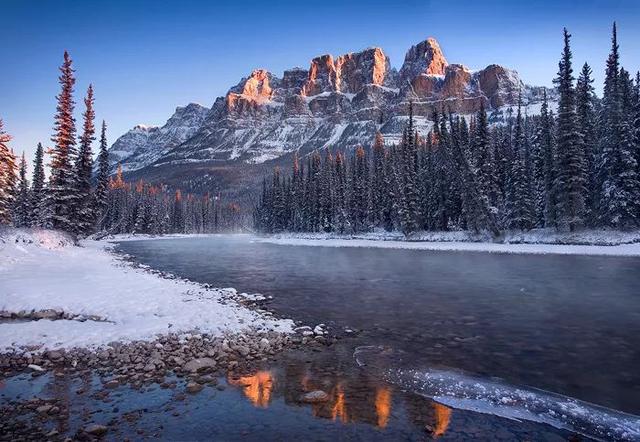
[1, 238, 335, 441]
[0, 325, 333, 441]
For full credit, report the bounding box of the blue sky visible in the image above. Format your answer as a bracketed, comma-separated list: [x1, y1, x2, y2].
[3, 0, 640, 166]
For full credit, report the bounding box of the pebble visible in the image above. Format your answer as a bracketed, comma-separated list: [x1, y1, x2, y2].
[185, 381, 203, 394]
[300, 390, 330, 403]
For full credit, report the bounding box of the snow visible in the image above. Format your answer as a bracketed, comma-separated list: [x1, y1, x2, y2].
[0, 229, 293, 352]
[257, 229, 640, 256]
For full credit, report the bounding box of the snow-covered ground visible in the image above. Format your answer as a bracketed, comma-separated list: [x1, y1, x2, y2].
[258, 229, 640, 256]
[0, 229, 293, 353]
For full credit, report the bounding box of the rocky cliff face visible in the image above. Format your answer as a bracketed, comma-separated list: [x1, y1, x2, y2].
[108, 103, 209, 172]
[110, 37, 553, 195]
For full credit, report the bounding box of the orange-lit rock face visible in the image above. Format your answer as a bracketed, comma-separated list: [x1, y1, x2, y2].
[303, 48, 389, 96]
[375, 386, 392, 428]
[302, 54, 336, 96]
[400, 37, 449, 84]
[433, 402, 452, 437]
[226, 69, 274, 114]
[442, 64, 472, 98]
[410, 74, 441, 98]
[228, 371, 273, 408]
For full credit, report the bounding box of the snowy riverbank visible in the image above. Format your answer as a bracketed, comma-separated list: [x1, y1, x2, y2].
[257, 229, 640, 256]
[0, 229, 294, 353]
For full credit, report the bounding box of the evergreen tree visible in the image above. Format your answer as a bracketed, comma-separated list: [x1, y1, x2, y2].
[474, 103, 501, 215]
[73, 84, 96, 234]
[95, 120, 110, 228]
[371, 132, 386, 227]
[504, 101, 534, 230]
[576, 63, 599, 223]
[598, 23, 640, 227]
[13, 153, 31, 227]
[554, 29, 586, 231]
[0, 120, 17, 225]
[48, 51, 78, 232]
[397, 102, 419, 234]
[29, 142, 47, 227]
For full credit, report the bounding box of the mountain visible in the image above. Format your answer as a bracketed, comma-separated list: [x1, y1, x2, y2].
[108, 103, 209, 172]
[109, 37, 553, 201]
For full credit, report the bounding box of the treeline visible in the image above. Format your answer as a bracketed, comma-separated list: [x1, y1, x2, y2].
[255, 25, 640, 235]
[101, 165, 244, 234]
[0, 52, 244, 236]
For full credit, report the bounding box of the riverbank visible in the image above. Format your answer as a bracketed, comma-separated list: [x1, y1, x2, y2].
[0, 229, 339, 440]
[0, 229, 297, 352]
[258, 229, 640, 256]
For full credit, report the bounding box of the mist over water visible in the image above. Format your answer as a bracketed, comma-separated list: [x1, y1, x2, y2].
[116, 236, 640, 429]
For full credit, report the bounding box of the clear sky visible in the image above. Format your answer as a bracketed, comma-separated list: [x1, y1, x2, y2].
[3, 0, 640, 168]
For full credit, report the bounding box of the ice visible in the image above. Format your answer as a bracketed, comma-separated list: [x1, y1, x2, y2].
[258, 229, 640, 256]
[354, 346, 640, 441]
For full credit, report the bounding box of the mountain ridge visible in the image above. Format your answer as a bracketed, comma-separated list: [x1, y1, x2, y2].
[108, 37, 555, 200]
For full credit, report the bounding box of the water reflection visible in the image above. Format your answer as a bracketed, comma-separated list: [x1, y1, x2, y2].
[227, 371, 273, 408]
[374, 386, 391, 428]
[433, 402, 452, 437]
[227, 363, 452, 438]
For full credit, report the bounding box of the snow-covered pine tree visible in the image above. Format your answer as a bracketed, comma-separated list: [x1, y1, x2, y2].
[94, 120, 110, 228]
[48, 51, 78, 232]
[349, 146, 369, 232]
[0, 120, 17, 225]
[553, 29, 586, 231]
[73, 84, 96, 235]
[371, 132, 386, 227]
[397, 102, 420, 235]
[29, 142, 46, 227]
[12, 152, 31, 227]
[576, 63, 599, 224]
[504, 100, 534, 230]
[333, 151, 348, 233]
[319, 150, 335, 231]
[598, 23, 640, 228]
[474, 103, 501, 217]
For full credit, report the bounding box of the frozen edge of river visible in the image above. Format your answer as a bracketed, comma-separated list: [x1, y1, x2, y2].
[100, 229, 640, 256]
[256, 231, 640, 256]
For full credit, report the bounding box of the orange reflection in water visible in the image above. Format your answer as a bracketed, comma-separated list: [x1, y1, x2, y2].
[375, 386, 392, 428]
[331, 384, 348, 423]
[228, 371, 273, 408]
[433, 402, 452, 437]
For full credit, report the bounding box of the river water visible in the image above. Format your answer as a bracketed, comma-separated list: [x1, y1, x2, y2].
[112, 235, 640, 440]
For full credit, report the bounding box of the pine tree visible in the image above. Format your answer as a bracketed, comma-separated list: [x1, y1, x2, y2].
[29, 142, 47, 227]
[95, 120, 110, 229]
[553, 29, 586, 231]
[13, 153, 31, 227]
[48, 51, 78, 232]
[371, 132, 386, 227]
[474, 103, 501, 215]
[598, 23, 640, 227]
[397, 102, 420, 235]
[0, 120, 17, 225]
[576, 63, 598, 224]
[334, 151, 349, 233]
[505, 100, 534, 230]
[73, 84, 96, 235]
